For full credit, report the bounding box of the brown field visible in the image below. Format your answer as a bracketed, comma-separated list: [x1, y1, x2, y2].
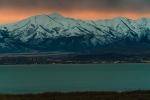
[0, 90, 150, 100]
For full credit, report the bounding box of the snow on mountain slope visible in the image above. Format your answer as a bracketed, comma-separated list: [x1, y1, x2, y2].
[0, 13, 150, 53]
[95, 17, 140, 38]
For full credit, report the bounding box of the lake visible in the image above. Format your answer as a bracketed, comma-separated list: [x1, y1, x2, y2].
[0, 64, 150, 94]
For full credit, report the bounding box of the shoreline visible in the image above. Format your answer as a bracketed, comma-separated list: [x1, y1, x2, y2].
[1, 90, 150, 100]
[0, 62, 149, 65]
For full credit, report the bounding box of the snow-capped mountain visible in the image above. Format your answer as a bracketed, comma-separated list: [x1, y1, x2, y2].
[0, 13, 150, 53]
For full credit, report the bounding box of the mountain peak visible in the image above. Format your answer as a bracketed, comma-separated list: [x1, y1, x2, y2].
[140, 17, 150, 21]
[112, 16, 128, 20]
[48, 13, 65, 19]
[1, 13, 150, 53]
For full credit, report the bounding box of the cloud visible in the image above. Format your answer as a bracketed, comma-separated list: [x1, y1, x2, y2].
[0, 0, 150, 13]
[1, 0, 150, 24]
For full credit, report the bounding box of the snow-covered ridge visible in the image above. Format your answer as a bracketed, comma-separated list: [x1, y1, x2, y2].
[0, 13, 150, 53]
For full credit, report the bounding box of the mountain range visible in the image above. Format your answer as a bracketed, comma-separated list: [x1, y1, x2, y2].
[0, 13, 150, 54]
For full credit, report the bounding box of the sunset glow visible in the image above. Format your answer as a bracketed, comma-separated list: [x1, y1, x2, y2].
[1, 9, 150, 25]
[1, 0, 150, 24]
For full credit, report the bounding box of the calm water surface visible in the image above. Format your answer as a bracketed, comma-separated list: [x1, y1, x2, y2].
[0, 64, 150, 94]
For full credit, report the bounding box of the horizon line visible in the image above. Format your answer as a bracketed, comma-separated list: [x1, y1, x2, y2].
[1, 12, 150, 25]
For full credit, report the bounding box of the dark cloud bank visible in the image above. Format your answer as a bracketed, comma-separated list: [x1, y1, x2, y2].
[0, 0, 150, 13]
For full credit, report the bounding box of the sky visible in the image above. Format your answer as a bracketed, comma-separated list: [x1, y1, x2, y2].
[0, 0, 150, 24]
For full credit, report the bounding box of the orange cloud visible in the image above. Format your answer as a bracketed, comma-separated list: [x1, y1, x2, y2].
[63, 10, 150, 20]
[1, 8, 150, 25]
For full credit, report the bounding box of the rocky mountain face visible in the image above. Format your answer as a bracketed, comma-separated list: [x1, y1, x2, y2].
[0, 13, 150, 54]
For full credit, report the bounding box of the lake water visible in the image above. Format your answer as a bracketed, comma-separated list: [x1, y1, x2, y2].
[0, 64, 150, 94]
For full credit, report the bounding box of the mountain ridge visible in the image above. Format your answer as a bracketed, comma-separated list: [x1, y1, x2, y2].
[0, 13, 150, 54]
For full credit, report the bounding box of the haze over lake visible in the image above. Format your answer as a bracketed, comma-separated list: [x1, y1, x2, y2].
[0, 64, 150, 94]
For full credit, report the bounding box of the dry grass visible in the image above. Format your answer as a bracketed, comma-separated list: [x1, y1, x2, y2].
[0, 90, 150, 100]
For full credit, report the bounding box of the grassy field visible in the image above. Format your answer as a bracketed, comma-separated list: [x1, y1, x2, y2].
[0, 90, 150, 100]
